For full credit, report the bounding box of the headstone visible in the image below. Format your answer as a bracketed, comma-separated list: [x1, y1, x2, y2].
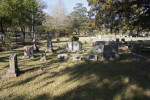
[33, 39, 39, 52]
[57, 38, 60, 42]
[121, 38, 125, 42]
[73, 56, 81, 60]
[93, 41, 109, 53]
[6, 54, 20, 78]
[57, 54, 68, 60]
[103, 45, 119, 59]
[132, 44, 141, 54]
[84, 41, 87, 44]
[23, 46, 34, 58]
[40, 53, 47, 61]
[65, 41, 82, 52]
[45, 33, 53, 52]
[116, 38, 119, 43]
[86, 54, 97, 60]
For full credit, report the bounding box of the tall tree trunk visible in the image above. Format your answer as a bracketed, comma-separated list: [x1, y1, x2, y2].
[0, 20, 5, 35]
[21, 27, 25, 43]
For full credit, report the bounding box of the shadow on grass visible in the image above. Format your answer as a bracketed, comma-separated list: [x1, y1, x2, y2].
[1, 53, 150, 100]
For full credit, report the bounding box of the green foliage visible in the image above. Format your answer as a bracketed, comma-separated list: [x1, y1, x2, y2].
[69, 36, 79, 41]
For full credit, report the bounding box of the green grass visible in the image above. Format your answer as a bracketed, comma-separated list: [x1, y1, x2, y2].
[0, 37, 150, 100]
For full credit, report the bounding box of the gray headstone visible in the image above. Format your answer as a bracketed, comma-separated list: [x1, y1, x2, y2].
[57, 54, 68, 60]
[23, 46, 34, 58]
[73, 56, 81, 60]
[103, 45, 119, 59]
[65, 41, 82, 52]
[6, 54, 20, 78]
[45, 33, 53, 52]
[40, 53, 47, 61]
[86, 54, 97, 60]
[93, 41, 109, 53]
[57, 39, 60, 42]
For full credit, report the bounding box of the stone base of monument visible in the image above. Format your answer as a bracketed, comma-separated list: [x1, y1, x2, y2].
[5, 69, 19, 78]
[23, 46, 34, 58]
[93, 41, 109, 53]
[65, 41, 82, 52]
[103, 45, 120, 59]
[73, 56, 82, 60]
[86, 54, 97, 60]
[57, 54, 68, 60]
[45, 48, 53, 53]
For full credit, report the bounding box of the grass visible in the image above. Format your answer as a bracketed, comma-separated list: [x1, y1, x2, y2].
[0, 37, 150, 100]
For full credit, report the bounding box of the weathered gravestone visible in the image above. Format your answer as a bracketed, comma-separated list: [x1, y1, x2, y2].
[57, 54, 68, 60]
[23, 46, 34, 58]
[73, 56, 82, 60]
[132, 44, 141, 54]
[86, 54, 97, 60]
[40, 53, 47, 61]
[93, 41, 109, 53]
[6, 54, 20, 78]
[103, 45, 119, 59]
[45, 33, 53, 52]
[33, 39, 39, 52]
[65, 41, 82, 52]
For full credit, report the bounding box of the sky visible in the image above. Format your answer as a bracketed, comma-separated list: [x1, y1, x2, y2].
[41, 0, 90, 15]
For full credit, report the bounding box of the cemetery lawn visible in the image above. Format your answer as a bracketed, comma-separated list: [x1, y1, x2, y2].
[0, 37, 150, 100]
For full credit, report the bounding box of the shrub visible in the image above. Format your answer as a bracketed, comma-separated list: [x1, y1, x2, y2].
[69, 36, 79, 41]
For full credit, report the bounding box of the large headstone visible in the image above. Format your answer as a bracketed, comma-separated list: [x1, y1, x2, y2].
[57, 54, 68, 60]
[65, 41, 82, 52]
[40, 53, 47, 61]
[103, 45, 119, 59]
[23, 46, 34, 58]
[86, 54, 97, 60]
[73, 56, 82, 60]
[45, 33, 53, 52]
[6, 54, 20, 78]
[93, 41, 109, 53]
[116, 38, 120, 43]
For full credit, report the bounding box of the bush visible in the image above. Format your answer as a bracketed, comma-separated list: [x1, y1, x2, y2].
[69, 36, 79, 41]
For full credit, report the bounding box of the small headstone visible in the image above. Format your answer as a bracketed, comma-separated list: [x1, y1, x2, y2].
[23, 46, 34, 58]
[57, 54, 68, 60]
[86, 54, 97, 60]
[73, 56, 81, 60]
[57, 38, 60, 42]
[6, 54, 20, 78]
[93, 41, 109, 53]
[103, 45, 119, 59]
[40, 53, 47, 61]
[45, 33, 53, 52]
[84, 41, 87, 44]
[65, 41, 82, 52]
